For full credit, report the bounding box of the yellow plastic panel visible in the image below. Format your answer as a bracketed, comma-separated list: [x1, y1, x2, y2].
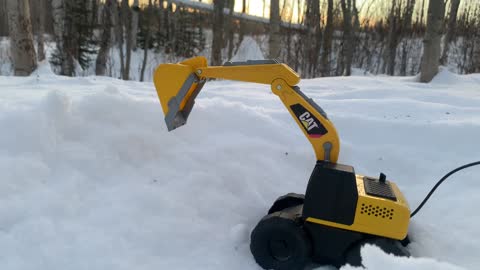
[198, 64, 300, 86]
[306, 175, 410, 240]
[153, 57, 207, 115]
[271, 79, 340, 163]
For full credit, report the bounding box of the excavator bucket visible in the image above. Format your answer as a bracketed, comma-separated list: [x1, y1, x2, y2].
[153, 56, 208, 131]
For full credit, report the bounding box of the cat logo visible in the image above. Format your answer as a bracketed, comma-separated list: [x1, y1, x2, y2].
[290, 104, 328, 138]
[299, 112, 319, 131]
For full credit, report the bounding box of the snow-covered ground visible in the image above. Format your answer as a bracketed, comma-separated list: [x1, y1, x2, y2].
[0, 64, 479, 270]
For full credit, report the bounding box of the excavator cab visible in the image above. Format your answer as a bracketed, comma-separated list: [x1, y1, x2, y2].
[153, 57, 411, 269]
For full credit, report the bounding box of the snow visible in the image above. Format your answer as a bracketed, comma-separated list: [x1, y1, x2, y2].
[0, 65, 479, 270]
[230, 37, 265, 62]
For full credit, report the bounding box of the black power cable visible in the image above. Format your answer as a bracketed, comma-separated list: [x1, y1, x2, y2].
[410, 161, 480, 218]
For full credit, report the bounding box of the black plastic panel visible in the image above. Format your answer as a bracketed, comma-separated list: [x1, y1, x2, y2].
[363, 177, 397, 201]
[302, 161, 358, 225]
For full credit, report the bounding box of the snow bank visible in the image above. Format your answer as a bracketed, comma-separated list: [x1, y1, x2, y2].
[230, 37, 265, 62]
[342, 245, 465, 270]
[0, 70, 479, 270]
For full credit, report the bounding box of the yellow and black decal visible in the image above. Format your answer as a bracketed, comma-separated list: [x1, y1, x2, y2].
[290, 104, 328, 138]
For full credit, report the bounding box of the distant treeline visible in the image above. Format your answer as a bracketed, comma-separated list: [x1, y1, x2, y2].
[0, 0, 479, 82]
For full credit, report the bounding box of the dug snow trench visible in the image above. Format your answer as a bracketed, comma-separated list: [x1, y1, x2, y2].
[0, 68, 479, 270]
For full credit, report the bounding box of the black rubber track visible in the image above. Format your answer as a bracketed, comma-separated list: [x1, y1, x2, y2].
[268, 193, 305, 215]
[250, 214, 311, 270]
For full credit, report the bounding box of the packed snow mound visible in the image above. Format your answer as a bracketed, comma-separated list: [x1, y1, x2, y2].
[342, 245, 465, 270]
[230, 37, 265, 62]
[0, 71, 479, 270]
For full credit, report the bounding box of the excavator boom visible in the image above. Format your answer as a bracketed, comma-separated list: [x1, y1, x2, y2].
[153, 56, 340, 163]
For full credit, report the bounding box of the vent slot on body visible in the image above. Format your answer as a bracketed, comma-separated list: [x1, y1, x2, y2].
[360, 203, 394, 220]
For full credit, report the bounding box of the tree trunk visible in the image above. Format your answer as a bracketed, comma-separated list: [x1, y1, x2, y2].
[96, 0, 113, 76]
[121, 0, 132, 80]
[420, 0, 445, 82]
[52, 0, 75, 76]
[303, 0, 321, 77]
[236, 0, 247, 54]
[400, 0, 416, 76]
[131, 0, 139, 50]
[36, 0, 46, 61]
[140, 0, 153, 82]
[211, 0, 225, 66]
[340, 0, 353, 76]
[226, 0, 235, 60]
[383, 0, 398, 75]
[440, 0, 461, 65]
[320, 0, 333, 76]
[420, 0, 426, 26]
[111, 0, 124, 78]
[7, 0, 37, 76]
[269, 0, 281, 60]
[0, 0, 9, 36]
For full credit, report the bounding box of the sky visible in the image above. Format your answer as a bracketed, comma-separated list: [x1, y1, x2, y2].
[136, 0, 378, 24]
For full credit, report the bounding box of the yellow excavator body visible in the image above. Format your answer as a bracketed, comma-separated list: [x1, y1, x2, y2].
[152, 57, 411, 269]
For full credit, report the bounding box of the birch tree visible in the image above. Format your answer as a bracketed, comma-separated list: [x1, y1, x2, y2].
[51, 0, 74, 76]
[7, 0, 37, 76]
[420, 0, 445, 82]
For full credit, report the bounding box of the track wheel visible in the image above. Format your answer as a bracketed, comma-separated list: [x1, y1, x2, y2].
[344, 237, 410, 267]
[250, 214, 311, 270]
[268, 193, 305, 214]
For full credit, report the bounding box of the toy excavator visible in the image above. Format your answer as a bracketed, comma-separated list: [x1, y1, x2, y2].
[153, 56, 411, 269]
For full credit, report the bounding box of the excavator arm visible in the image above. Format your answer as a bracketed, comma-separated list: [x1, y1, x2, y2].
[153, 56, 340, 163]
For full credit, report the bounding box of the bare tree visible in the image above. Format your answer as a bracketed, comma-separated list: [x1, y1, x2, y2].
[96, 0, 113, 76]
[211, 0, 225, 66]
[112, 0, 125, 78]
[420, 0, 445, 82]
[226, 0, 236, 60]
[320, 0, 334, 76]
[51, 0, 74, 76]
[131, 0, 139, 50]
[121, 0, 133, 80]
[269, 0, 281, 59]
[140, 0, 153, 82]
[400, 0, 416, 76]
[340, 0, 354, 76]
[303, 0, 321, 77]
[440, 0, 461, 65]
[0, 0, 9, 36]
[7, 0, 37, 76]
[383, 0, 399, 75]
[236, 0, 247, 51]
